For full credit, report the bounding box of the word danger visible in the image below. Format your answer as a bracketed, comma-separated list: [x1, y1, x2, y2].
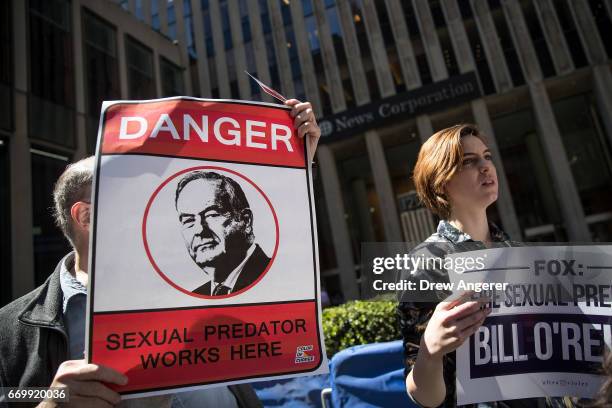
[118, 113, 294, 151]
[470, 314, 612, 378]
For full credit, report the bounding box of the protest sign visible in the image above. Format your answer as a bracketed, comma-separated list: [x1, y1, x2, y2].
[85, 97, 327, 398]
[446, 246, 612, 405]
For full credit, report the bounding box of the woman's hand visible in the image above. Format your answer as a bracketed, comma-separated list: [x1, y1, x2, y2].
[406, 292, 491, 406]
[421, 292, 491, 360]
[285, 99, 320, 164]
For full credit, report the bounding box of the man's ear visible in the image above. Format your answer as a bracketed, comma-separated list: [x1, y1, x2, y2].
[70, 201, 91, 233]
[240, 209, 253, 233]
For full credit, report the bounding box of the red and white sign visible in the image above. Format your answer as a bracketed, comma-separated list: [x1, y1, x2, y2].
[86, 98, 327, 398]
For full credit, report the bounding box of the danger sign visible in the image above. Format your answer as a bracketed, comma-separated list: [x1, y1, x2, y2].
[86, 98, 327, 398]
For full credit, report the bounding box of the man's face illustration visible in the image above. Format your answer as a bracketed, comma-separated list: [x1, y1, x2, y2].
[176, 178, 249, 269]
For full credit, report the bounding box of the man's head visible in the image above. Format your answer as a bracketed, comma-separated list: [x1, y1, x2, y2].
[52, 156, 95, 249]
[175, 171, 254, 270]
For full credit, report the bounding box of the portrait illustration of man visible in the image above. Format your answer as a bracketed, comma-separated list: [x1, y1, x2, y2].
[175, 170, 271, 296]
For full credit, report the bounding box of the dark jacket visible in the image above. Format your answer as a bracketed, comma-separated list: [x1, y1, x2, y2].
[0, 258, 262, 408]
[193, 244, 271, 296]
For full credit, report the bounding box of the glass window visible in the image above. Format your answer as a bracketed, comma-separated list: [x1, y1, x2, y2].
[125, 36, 156, 99]
[152, 0, 160, 30]
[160, 57, 185, 96]
[0, 0, 12, 131]
[551, 0, 589, 68]
[399, 0, 433, 85]
[0, 140, 11, 306]
[350, 0, 378, 101]
[167, 1, 177, 40]
[220, 1, 233, 50]
[487, 0, 525, 87]
[313, 172, 337, 272]
[28, 0, 76, 146]
[83, 9, 120, 152]
[553, 93, 612, 241]
[463, 16, 496, 94]
[429, 1, 460, 78]
[31, 151, 72, 286]
[381, 123, 436, 242]
[336, 140, 383, 268]
[588, 0, 612, 58]
[493, 109, 566, 241]
[519, 0, 555, 78]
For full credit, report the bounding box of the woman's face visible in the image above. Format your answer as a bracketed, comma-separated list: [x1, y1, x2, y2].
[445, 135, 498, 215]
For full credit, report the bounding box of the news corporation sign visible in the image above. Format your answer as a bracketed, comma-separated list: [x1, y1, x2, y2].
[317, 71, 482, 142]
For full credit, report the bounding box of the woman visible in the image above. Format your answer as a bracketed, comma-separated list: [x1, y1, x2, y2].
[398, 124, 544, 407]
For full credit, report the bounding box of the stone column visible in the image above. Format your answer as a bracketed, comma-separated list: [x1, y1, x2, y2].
[227, 0, 251, 99]
[413, 0, 448, 81]
[501, 0, 542, 82]
[72, 1, 87, 158]
[567, 0, 607, 65]
[361, 0, 396, 97]
[159, 0, 169, 35]
[440, 0, 522, 240]
[153, 49, 164, 97]
[312, 0, 346, 112]
[11, 0, 35, 297]
[384, 0, 421, 90]
[365, 131, 403, 242]
[209, 0, 231, 98]
[317, 145, 359, 300]
[440, 0, 476, 74]
[470, 0, 513, 92]
[289, 0, 322, 115]
[173, 0, 193, 94]
[532, 0, 574, 74]
[351, 179, 376, 241]
[529, 82, 590, 241]
[117, 27, 129, 98]
[417, 115, 433, 143]
[190, 0, 212, 97]
[142, 0, 152, 25]
[267, 0, 296, 98]
[471, 99, 522, 239]
[246, 0, 273, 102]
[335, 0, 370, 105]
[593, 65, 612, 150]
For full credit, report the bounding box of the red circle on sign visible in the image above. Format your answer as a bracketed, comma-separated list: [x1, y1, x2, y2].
[142, 166, 280, 299]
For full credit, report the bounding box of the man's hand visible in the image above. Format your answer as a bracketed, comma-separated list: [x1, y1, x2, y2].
[38, 359, 128, 408]
[285, 99, 321, 164]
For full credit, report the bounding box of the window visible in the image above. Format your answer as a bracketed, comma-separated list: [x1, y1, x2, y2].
[587, 0, 612, 58]
[0, 0, 12, 131]
[0, 140, 10, 306]
[553, 94, 612, 241]
[125, 36, 156, 99]
[519, 0, 555, 78]
[83, 9, 120, 152]
[551, 0, 588, 68]
[488, 0, 525, 87]
[28, 0, 75, 146]
[400, 0, 433, 85]
[160, 57, 185, 96]
[493, 109, 566, 241]
[31, 151, 72, 286]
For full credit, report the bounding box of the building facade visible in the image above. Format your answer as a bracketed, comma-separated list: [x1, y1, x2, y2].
[2, 0, 612, 306]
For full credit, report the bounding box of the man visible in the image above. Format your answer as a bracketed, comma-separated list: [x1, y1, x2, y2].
[0, 99, 319, 407]
[176, 171, 271, 296]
